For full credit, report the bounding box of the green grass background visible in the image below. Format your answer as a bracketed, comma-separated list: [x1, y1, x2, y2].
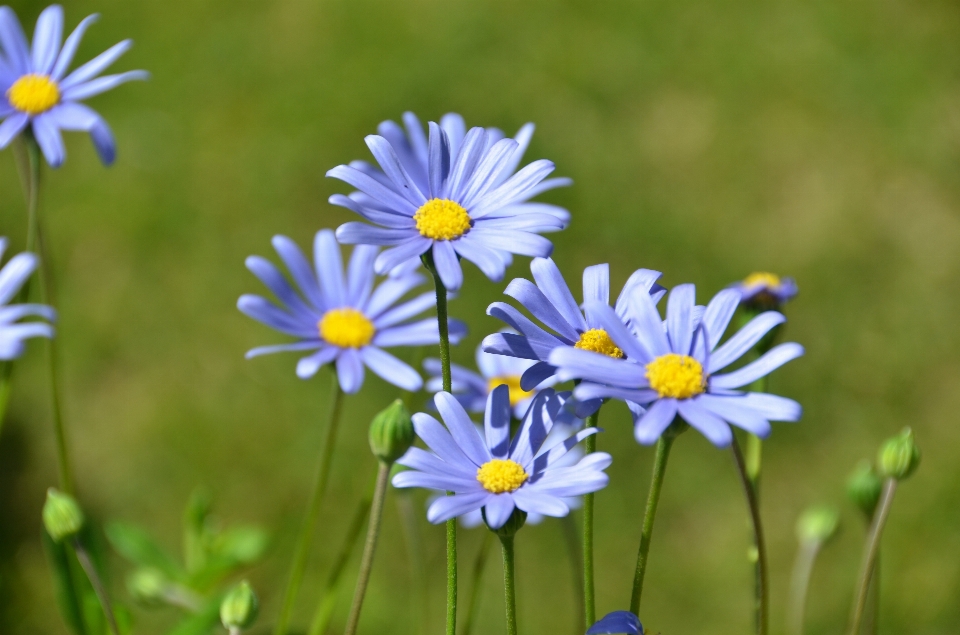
[1, 0, 959, 633]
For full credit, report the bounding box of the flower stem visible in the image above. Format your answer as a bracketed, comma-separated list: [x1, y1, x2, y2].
[787, 539, 821, 635]
[462, 530, 493, 635]
[423, 253, 458, 635]
[848, 479, 897, 635]
[500, 534, 518, 635]
[307, 494, 373, 635]
[629, 432, 675, 615]
[343, 461, 391, 635]
[582, 409, 600, 629]
[73, 539, 119, 635]
[731, 435, 769, 635]
[273, 376, 345, 635]
[559, 514, 585, 635]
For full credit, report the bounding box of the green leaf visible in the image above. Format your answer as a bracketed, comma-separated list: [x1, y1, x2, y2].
[213, 525, 269, 565]
[42, 529, 87, 635]
[105, 521, 185, 581]
[166, 595, 222, 635]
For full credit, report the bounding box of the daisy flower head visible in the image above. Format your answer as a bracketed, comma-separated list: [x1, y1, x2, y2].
[393, 386, 611, 530]
[329, 113, 570, 292]
[0, 237, 55, 358]
[548, 284, 804, 448]
[238, 229, 466, 394]
[482, 258, 665, 415]
[729, 271, 798, 310]
[0, 5, 148, 167]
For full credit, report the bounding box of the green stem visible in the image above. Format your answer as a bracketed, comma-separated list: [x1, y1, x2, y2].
[0, 363, 13, 442]
[559, 515, 585, 635]
[343, 461, 391, 635]
[731, 435, 769, 635]
[307, 495, 373, 635]
[500, 534, 517, 635]
[629, 433, 675, 615]
[273, 376, 345, 635]
[848, 479, 897, 635]
[582, 410, 599, 629]
[396, 493, 429, 635]
[73, 539, 119, 635]
[423, 253, 457, 635]
[863, 555, 879, 635]
[462, 531, 493, 635]
[787, 540, 821, 635]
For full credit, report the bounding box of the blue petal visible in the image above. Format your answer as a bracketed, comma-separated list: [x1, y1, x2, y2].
[432, 241, 462, 291]
[481, 331, 539, 361]
[453, 233, 507, 281]
[587, 611, 642, 635]
[364, 273, 426, 318]
[709, 342, 804, 389]
[237, 294, 314, 338]
[60, 39, 132, 90]
[314, 230, 346, 309]
[0, 112, 28, 148]
[435, 391, 490, 466]
[519, 360, 557, 391]
[245, 255, 314, 318]
[411, 412, 475, 467]
[634, 398, 678, 445]
[272, 235, 324, 310]
[294, 346, 338, 377]
[582, 264, 610, 306]
[426, 121, 450, 198]
[708, 311, 786, 373]
[548, 347, 647, 387]
[624, 286, 670, 358]
[460, 137, 519, 208]
[361, 346, 422, 391]
[677, 398, 733, 447]
[335, 347, 365, 393]
[364, 134, 427, 205]
[484, 385, 512, 458]
[482, 494, 516, 529]
[701, 288, 741, 351]
[505, 278, 580, 342]
[327, 164, 417, 214]
[471, 159, 556, 216]
[32, 113, 65, 167]
[374, 237, 431, 275]
[336, 222, 411, 246]
[445, 127, 485, 200]
[0, 7, 31, 74]
[374, 318, 441, 347]
[398, 446, 476, 479]
[330, 193, 416, 228]
[468, 228, 553, 258]
[373, 291, 432, 328]
[60, 70, 148, 101]
[583, 301, 651, 363]
[245, 341, 321, 360]
[695, 394, 772, 437]
[512, 488, 570, 518]
[0, 252, 37, 305]
[666, 283, 696, 355]
[52, 14, 99, 80]
[31, 5, 62, 76]
[530, 258, 587, 332]
[487, 301, 569, 356]
[426, 492, 489, 524]
[739, 392, 802, 421]
[346, 244, 378, 307]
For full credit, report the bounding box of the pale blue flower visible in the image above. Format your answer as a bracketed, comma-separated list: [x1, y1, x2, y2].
[729, 271, 798, 309]
[0, 5, 147, 167]
[589, 611, 643, 635]
[0, 237, 54, 359]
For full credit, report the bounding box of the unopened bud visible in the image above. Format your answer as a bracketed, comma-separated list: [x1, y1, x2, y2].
[877, 427, 920, 481]
[42, 488, 84, 542]
[846, 460, 883, 518]
[220, 580, 258, 630]
[127, 568, 169, 606]
[795, 505, 839, 544]
[369, 399, 414, 464]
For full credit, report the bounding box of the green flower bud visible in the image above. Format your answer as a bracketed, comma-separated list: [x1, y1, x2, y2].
[42, 488, 84, 542]
[877, 427, 921, 481]
[220, 580, 258, 630]
[846, 460, 883, 518]
[795, 505, 840, 544]
[127, 568, 169, 606]
[368, 399, 414, 464]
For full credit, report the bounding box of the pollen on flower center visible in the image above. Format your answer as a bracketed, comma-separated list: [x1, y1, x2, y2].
[7, 74, 60, 115]
[477, 459, 528, 494]
[318, 308, 375, 348]
[488, 375, 530, 407]
[646, 353, 705, 399]
[743, 271, 781, 290]
[413, 198, 472, 241]
[575, 328, 624, 358]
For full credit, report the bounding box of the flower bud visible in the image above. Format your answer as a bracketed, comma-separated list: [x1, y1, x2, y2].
[127, 568, 169, 606]
[220, 580, 258, 630]
[795, 505, 839, 544]
[42, 488, 84, 542]
[877, 427, 920, 481]
[368, 399, 414, 464]
[846, 460, 883, 518]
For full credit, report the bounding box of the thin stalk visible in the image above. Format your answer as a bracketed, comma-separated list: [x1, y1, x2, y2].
[745, 374, 768, 625]
[559, 514, 585, 635]
[500, 534, 517, 635]
[629, 433, 675, 614]
[462, 531, 493, 635]
[848, 479, 897, 635]
[73, 539, 119, 635]
[273, 377, 345, 635]
[396, 493, 429, 635]
[787, 540, 821, 635]
[343, 462, 391, 635]
[307, 495, 373, 635]
[0, 364, 12, 441]
[423, 253, 457, 635]
[862, 555, 879, 635]
[731, 435, 769, 635]
[582, 410, 599, 629]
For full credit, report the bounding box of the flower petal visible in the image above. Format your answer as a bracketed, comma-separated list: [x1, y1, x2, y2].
[505, 278, 581, 342]
[701, 288, 741, 351]
[432, 241, 462, 291]
[335, 348, 365, 393]
[52, 13, 98, 80]
[61, 70, 148, 101]
[666, 283, 696, 355]
[709, 342, 804, 389]
[435, 391, 491, 466]
[294, 346, 339, 377]
[31, 5, 62, 75]
[425, 492, 489, 524]
[360, 346, 422, 391]
[708, 311, 786, 373]
[313, 230, 346, 308]
[484, 384, 512, 458]
[634, 398, 678, 445]
[482, 494, 516, 529]
[582, 264, 609, 306]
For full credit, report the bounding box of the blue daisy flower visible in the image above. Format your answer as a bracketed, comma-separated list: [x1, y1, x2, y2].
[548, 284, 804, 447]
[238, 229, 466, 394]
[0, 237, 54, 359]
[392, 386, 610, 529]
[0, 5, 148, 167]
[481, 258, 664, 415]
[729, 271, 798, 309]
[588, 611, 644, 635]
[329, 113, 569, 292]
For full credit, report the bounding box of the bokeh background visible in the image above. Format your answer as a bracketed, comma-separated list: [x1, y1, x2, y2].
[1, 0, 958, 633]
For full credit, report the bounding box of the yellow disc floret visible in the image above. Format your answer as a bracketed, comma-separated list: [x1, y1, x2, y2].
[477, 458, 529, 494]
[574, 328, 624, 358]
[318, 308, 375, 348]
[646, 353, 705, 399]
[742, 272, 781, 290]
[7, 74, 60, 115]
[488, 375, 530, 407]
[414, 198, 472, 240]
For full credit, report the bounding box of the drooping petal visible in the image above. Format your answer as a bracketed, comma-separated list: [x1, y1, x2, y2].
[467, 228, 553, 258]
[453, 233, 508, 281]
[374, 236, 431, 275]
[511, 488, 570, 518]
[0, 252, 37, 305]
[738, 392, 802, 421]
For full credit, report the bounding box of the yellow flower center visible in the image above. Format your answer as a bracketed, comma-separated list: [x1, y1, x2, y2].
[646, 354, 705, 399]
[476, 458, 528, 494]
[413, 198, 472, 240]
[574, 328, 624, 358]
[318, 308, 375, 348]
[7, 74, 60, 115]
[743, 272, 781, 290]
[488, 375, 530, 407]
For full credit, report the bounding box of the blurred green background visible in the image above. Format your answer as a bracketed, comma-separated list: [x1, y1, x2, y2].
[1, 0, 958, 633]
